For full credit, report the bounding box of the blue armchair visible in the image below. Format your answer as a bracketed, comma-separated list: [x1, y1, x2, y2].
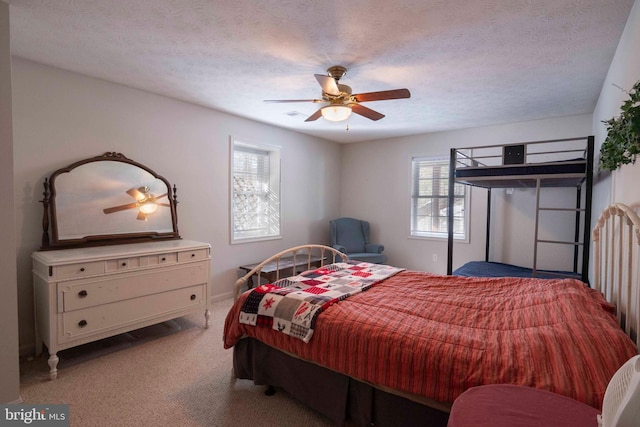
[329, 217, 386, 264]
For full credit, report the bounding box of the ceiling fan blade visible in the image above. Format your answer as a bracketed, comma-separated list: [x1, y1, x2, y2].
[353, 88, 411, 103]
[136, 211, 147, 221]
[304, 108, 324, 122]
[103, 202, 138, 214]
[264, 99, 324, 103]
[314, 74, 340, 96]
[126, 187, 145, 201]
[351, 104, 385, 121]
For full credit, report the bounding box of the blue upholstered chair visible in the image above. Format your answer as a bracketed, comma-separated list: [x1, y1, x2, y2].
[329, 217, 386, 264]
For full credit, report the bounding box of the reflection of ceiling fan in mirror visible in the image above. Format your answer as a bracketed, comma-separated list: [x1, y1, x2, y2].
[103, 186, 170, 221]
[264, 65, 411, 122]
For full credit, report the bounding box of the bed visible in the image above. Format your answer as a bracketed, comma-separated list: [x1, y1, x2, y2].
[447, 136, 594, 282]
[223, 204, 639, 427]
[452, 261, 582, 280]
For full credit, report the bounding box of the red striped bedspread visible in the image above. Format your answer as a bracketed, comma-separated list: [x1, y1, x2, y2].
[224, 270, 638, 409]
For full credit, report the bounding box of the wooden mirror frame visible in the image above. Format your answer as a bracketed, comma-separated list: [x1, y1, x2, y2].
[40, 152, 180, 250]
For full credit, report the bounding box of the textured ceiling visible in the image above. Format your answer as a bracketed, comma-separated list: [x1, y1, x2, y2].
[8, 0, 635, 143]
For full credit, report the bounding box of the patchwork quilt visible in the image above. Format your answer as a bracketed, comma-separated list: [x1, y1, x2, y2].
[238, 262, 404, 343]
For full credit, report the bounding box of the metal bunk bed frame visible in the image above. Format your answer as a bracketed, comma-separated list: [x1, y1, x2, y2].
[446, 136, 594, 283]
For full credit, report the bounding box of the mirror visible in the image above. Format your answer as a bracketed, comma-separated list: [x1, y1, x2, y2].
[41, 152, 180, 249]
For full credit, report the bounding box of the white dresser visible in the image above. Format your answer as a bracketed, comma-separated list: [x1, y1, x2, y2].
[33, 239, 211, 379]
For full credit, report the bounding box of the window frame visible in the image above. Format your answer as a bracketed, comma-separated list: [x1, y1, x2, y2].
[409, 155, 470, 242]
[230, 137, 282, 244]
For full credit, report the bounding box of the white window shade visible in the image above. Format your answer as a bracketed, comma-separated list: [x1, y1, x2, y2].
[231, 140, 281, 243]
[410, 156, 468, 240]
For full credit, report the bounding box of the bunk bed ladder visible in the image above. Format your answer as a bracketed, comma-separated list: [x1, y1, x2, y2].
[532, 136, 594, 283]
[533, 181, 584, 278]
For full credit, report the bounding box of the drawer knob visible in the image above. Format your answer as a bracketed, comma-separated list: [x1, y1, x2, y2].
[191, 253, 196, 258]
[161, 257, 166, 261]
[80, 267, 85, 272]
[78, 290, 88, 298]
[78, 320, 88, 328]
[190, 294, 196, 301]
[121, 262, 127, 267]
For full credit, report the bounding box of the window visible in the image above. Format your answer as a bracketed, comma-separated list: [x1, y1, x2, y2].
[231, 139, 281, 243]
[410, 156, 468, 240]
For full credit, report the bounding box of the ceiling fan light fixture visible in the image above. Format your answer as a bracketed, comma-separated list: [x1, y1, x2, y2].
[139, 201, 158, 214]
[321, 104, 352, 122]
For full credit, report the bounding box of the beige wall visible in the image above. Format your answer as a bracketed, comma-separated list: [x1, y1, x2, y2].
[0, 0, 21, 404]
[12, 58, 342, 355]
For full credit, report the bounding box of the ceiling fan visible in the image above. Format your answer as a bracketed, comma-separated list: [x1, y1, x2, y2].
[264, 65, 411, 122]
[103, 186, 169, 221]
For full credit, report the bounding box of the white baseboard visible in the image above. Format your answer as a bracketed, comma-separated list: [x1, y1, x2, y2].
[5, 395, 24, 404]
[210, 292, 234, 303]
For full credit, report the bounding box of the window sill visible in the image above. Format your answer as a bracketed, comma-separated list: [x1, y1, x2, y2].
[408, 235, 470, 244]
[231, 235, 283, 245]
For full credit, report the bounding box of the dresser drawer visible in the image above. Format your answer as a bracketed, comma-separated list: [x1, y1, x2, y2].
[59, 262, 209, 312]
[59, 284, 206, 342]
[178, 248, 209, 263]
[104, 252, 178, 272]
[54, 261, 105, 280]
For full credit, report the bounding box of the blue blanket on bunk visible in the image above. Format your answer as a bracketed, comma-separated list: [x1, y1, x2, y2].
[453, 261, 582, 280]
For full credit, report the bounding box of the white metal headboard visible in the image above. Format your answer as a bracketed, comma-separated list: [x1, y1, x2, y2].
[234, 244, 348, 300]
[593, 203, 640, 351]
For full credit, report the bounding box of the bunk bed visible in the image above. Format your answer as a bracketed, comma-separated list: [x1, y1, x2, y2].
[447, 136, 594, 282]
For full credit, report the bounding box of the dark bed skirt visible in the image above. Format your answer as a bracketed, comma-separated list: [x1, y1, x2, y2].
[233, 337, 449, 427]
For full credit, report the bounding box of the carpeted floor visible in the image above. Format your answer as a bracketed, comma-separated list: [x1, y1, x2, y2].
[18, 298, 333, 427]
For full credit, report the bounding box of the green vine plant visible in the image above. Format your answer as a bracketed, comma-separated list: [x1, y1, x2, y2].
[599, 80, 640, 171]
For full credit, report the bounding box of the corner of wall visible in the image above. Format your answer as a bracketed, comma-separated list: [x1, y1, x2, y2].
[0, 0, 22, 404]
